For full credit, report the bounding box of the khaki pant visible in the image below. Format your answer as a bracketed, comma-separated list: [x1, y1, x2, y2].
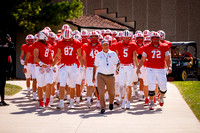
[97, 73, 115, 109]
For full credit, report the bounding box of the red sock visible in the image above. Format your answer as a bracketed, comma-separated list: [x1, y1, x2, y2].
[39, 99, 43, 107]
[45, 98, 50, 106]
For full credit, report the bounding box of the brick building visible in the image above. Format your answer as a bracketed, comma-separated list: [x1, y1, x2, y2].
[16, 0, 200, 78]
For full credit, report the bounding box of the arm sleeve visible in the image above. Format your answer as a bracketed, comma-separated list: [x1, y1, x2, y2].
[165, 51, 170, 56]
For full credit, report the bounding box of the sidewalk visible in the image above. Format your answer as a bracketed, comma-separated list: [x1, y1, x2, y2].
[0, 80, 200, 133]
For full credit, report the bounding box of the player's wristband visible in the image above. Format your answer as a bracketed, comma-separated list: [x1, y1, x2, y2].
[24, 65, 27, 69]
[39, 61, 44, 67]
[20, 59, 24, 65]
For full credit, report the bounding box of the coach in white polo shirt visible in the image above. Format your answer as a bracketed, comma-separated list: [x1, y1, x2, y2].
[93, 40, 120, 114]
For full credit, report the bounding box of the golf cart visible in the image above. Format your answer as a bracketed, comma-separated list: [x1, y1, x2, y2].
[168, 41, 200, 81]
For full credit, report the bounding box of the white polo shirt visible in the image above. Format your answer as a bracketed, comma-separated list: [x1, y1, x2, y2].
[94, 50, 119, 75]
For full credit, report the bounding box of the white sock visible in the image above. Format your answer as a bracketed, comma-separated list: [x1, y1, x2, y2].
[33, 92, 37, 98]
[50, 95, 54, 102]
[127, 101, 130, 104]
[67, 95, 70, 100]
[27, 87, 30, 91]
[87, 97, 91, 102]
[70, 99, 74, 103]
[60, 100, 64, 104]
[57, 90, 59, 95]
[76, 97, 80, 102]
[133, 84, 137, 90]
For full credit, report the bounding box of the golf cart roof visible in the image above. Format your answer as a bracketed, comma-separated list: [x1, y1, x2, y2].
[171, 41, 197, 48]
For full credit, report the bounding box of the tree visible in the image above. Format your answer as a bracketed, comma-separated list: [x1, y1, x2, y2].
[0, 0, 84, 33]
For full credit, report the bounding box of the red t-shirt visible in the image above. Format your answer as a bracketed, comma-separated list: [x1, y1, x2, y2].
[143, 43, 169, 69]
[82, 42, 102, 67]
[116, 41, 138, 64]
[34, 42, 51, 65]
[57, 39, 81, 65]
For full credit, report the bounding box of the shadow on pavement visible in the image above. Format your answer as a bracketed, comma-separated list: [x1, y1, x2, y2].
[6, 91, 163, 118]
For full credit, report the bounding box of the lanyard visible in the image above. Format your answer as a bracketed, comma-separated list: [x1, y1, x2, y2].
[103, 53, 109, 66]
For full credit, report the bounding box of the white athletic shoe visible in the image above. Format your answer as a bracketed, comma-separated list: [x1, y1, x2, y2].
[76, 101, 80, 107]
[126, 101, 130, 109]
[26, 91, 31, 97]
[86, 101, 91, 109]
[57, 102, 64, 109]
[96, 100, 100, 108]
[33, 92, 37, 101]
[39, 106, 43, 109]
[139, 91, 144, 101]
[50, 101, 54, 106]
[149, 100, 154, 110]
[159, 95, 164, 107]
[121, 99, 126, 109]
[70, 100, 75, 109]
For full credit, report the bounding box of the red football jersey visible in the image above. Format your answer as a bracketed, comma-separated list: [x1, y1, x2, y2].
[28, 43, 36, 64]
[109, 42, 117, 52]
[116, 41, 138, 64]
[143, 43, 169, 69]
[49, 43, 57, 59]
[161, 40, 172, 48]
[76, 41, 84, 67]
[137, 44, 147, 66]
[34, 42, 51, 65]
[57, 39, 81, 65]
[82, 42, 102, 67]
[21, 44, 31, 63]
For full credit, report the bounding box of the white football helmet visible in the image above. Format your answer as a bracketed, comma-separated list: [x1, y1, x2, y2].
[44, 27, 51, 32]
[48, 32, 56, 39]
[38, 31, 48, 41]
[81, 30, 89, 37]
[122, 30, 132, 38]
[135, 30, 142, 34]
[135, 33, 144, 39]
[26, 34, 34, 40]
[105, 29, 112, 35]
[143, 30, 151, 37]
[73, 34, 82, 41]
[63, 29, 73, 39]
[62, 24, 71, 32]
[90, 31, 99, 37]
[158, 30, 165, 40]
[144, 36, 151, 42]
[73, 30, 80, 35]
[150, 31, 160, 38]
[116, 31, 123, 38]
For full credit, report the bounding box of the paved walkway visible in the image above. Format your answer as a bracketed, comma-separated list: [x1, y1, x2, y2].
[0, 80, 200, 133]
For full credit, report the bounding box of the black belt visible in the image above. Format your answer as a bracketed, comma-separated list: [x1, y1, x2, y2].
[98, 72, 114, 76]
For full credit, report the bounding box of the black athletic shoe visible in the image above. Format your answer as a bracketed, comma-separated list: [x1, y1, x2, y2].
[109, 104, 113, 110]
[100, 109, 105, 114]
[0, 101, 9, 106]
